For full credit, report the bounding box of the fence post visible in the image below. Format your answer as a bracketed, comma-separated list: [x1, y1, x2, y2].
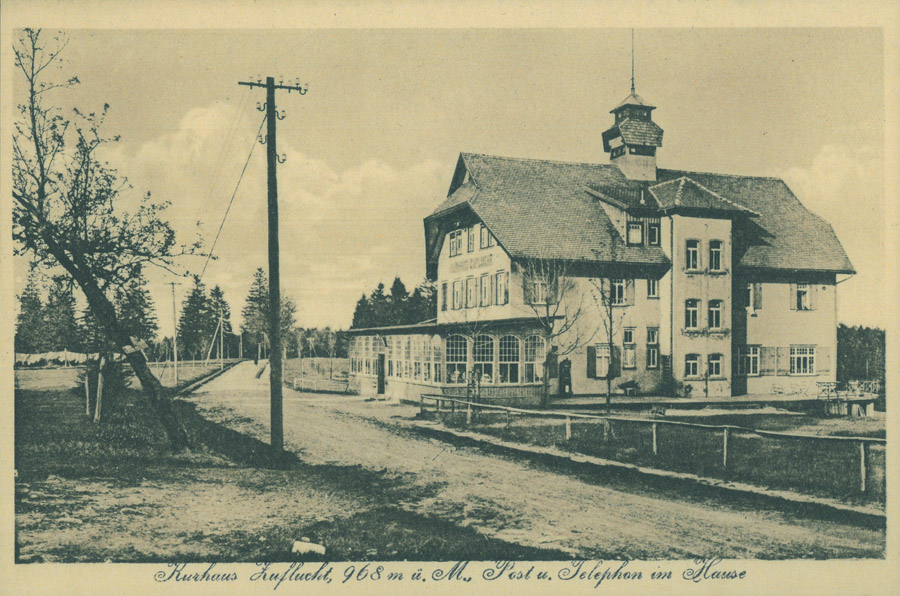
[451, 399, 456, 416]
[94, 357, 105, 424]
[565, 416, 571, 441]
[419, 395, 425, 416]
[722, 427, 729, 468]
[859, 441, 867, 493]
[84, 374, 90, 416]
[466, 400, 472, 425]
[507, 410, 511, 429]
[652, 422, 658, 456]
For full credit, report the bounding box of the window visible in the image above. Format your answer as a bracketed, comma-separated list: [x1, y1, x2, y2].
[708, 354, 723, 378]
[404, 337, 412, 379]
[432, 336, 443, 385]
[473, 335, 494, 383]
[738, 346, 759, 376]
[708, 300, 722, 330]
[479, 223, 495, 249]
[480, 273, 492, 306]
[528, 279, 548, 305]
[647, 278, 659, 298]
[449, 230, 463, 257]
[646, 328, 659, 369]
[790, 346, 816, 375]
[446, 335, 467, 384]
[413, 336, 423, 381]
[685, 354, 700, 378]
[648, 222, 660, 246]
[685, 239, 700, 270]
[441, 282, 448, 312]
[594, 344, 611, 378]
[386, 337, 393, 377]
[423, 336, 431, 382]
[466, 277, 476, 308]
[499, 336, 520, 383]
[744, 283, 753, 308]
[627, 222, 643, 245]
[709, 241, 723, 272]
[623, 328, 636, 369]
[525, 336, 546, 383]
[467, 226, 475, 252]
[611, 279, 627, 305]
[452, 280, 462, 310]
[496, 271, 509, 305]
[796, 284, 811, 310]
[685, 299, 700, 330]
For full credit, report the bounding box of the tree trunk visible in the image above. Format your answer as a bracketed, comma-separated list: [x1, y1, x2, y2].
[44, 239, 190, 450]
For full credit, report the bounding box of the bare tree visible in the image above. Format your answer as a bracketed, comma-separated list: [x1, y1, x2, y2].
[587, 277, 628, 413]
[518, 257, 598, 407]
[12, 29, 199, 449]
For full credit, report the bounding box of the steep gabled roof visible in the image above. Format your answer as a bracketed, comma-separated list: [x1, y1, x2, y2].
[649, 176, 760, 216]
[425, 153, 855, 275]
[656, 169, 854, 273]
[427, 153, 669, 266]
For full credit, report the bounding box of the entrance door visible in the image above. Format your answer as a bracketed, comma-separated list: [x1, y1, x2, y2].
[376, 353, 386, 395]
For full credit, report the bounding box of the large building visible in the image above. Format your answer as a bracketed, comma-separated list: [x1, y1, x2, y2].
[347, 90, 854, 404]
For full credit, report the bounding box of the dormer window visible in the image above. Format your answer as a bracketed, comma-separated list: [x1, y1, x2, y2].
[627, 222, 643, 245]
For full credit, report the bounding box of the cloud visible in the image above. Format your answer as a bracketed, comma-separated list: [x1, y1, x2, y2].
[120, 102, 447, 333]
[781, 144, 885, 328]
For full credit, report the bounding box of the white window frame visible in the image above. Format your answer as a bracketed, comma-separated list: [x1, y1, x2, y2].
[449, 230, 462, 257]
[496, 271, 509, 305]
[790, 346, 816, 376]
[648, 222, 660, 246]
[595, 344, 611, 378]
[686, 239, 700, 270]
[452, 280, 462, 310]
[467, 226, 476, 253]
[473, 335, 494, 384]
[498, 335, 520, 384]
[480, 273, 492, 307]
[627, 222, 643, 245]
[708, 300, 722, 330]
[685, 299, 700, 330]
[445, 335, 468, 384]
[647, 278, 659, 299]
[611, 279, 626, 305]
[524, 336, 545, 383]
[466, 277, 476, 308]
[738, 346, 760, 376]
[685, 354, 700, 378]
[709, 240, 723, 272]
[530, 279, 548, 305]
[708, 353, 723, 378]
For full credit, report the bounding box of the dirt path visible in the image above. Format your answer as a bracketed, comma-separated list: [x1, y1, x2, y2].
[187, 361, 883, 559]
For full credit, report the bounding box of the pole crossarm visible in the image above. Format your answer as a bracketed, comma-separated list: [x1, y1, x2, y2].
[238, 81, 308, 94]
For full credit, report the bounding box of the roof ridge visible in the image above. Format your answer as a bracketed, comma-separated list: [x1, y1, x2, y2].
[460, 152, 620, 170]
[660, 167, 785, 182]
[675, 177, 686, 205]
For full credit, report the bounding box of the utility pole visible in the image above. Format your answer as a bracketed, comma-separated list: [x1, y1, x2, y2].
[168, 282, 180, 385]
[238, 76, 307, 452]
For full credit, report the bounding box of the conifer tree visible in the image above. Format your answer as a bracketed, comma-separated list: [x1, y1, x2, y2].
[177, 276, 214, 360]
[44, 275, 82, 352]
[115, 273, 159, 346]
[15, 271, 46, 353]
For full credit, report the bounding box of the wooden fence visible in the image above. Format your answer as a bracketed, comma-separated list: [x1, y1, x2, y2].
[420, 394, 885, 498]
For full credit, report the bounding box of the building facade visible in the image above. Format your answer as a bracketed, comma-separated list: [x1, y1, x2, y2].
[347, 91, 854, 403]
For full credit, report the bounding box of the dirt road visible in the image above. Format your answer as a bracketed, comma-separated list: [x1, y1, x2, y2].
[187, 361, 883, 559]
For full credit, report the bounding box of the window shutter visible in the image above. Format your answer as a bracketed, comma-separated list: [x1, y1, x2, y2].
[626, 279, 635, 305]
[523, 276, 533, 304]
[760, 346, 776, 376]
[809, 285, 817, 310]
[474, 276, 480, 306]
[789, 284, 797, 310]
[753, 283, 763, 310]
[818, 346, 830, 373]
[586, 346, 596, 378]
[489, 275, 495, 306]
[776, 347, 790, 375]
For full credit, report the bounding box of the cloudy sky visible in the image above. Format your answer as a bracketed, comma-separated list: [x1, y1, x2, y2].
[11, 28, 885, 335]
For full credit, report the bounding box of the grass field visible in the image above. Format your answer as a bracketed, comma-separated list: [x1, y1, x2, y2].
[14, 367, 566, 562]
[434, 409, 886, 506]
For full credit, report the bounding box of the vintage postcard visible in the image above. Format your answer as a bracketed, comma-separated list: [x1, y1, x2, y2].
[2, 1, 898, 595]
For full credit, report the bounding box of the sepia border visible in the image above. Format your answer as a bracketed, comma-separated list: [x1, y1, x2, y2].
[1, 1, 898, 595]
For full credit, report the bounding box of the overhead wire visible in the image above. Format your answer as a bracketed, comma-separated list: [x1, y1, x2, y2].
[200, 112, 267, 280]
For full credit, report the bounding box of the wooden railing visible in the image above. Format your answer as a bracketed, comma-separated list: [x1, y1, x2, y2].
[419, 394, 885, 494]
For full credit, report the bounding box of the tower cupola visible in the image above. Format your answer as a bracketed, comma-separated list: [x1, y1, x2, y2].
[602, 92, 664, 181]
